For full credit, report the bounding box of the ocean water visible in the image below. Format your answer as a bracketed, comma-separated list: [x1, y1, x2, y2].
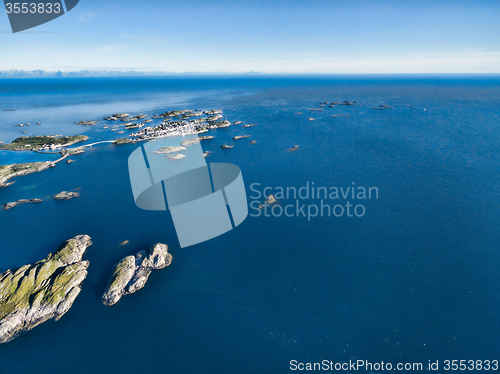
[0, 75, 499, 373]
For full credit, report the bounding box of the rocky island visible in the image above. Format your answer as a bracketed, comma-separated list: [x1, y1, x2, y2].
[0, 235, 92, 343]
[102, 243, 172, 306]
[233, 135, 251, 140]
[54, 191, 79, 200]
[0, 162, 51, 188]
[0, 135, 88, 151]
[3, 198, 42, 210]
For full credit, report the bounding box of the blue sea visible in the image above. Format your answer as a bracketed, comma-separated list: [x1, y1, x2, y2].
[0, 75, 499, 373]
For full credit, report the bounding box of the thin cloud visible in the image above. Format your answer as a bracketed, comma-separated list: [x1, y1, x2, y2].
[285, 53, 319, 57]
[79, 12, 96, 22]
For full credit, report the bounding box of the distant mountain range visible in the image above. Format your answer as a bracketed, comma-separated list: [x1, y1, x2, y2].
[0, 70, 267, 78]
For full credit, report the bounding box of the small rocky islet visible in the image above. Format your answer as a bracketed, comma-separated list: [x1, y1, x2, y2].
[54, 191, 79, 200]
[102, 243, 172, 306]
[3, 198, 42, 210]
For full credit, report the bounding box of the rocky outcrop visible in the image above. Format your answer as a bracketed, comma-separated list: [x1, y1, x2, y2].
[54, 191, 79, 200]
[233, 135, 251, 140]
[266, 194, 277, 204]
[3, 198, 42, 210]
[102, 244, 172, 306]
[0, 235, 92, 343]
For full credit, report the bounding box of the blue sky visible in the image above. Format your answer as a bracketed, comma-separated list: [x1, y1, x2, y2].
[1, 0, 499, 73]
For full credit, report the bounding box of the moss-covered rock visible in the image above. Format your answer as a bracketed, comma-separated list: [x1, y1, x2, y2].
[0, 235, 92, 343]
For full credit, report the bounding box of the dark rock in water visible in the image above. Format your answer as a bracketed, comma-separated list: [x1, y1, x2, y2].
[0, 235, 92, 343]
[3, 198, 42, 210]
[250, 140, 257, 145]
[221, 144, 234, 149]
[54, 191, 79, 200]
[102, 243, 172, 306]
[372, 104, 393, 109]
[76, 121, 97, 125]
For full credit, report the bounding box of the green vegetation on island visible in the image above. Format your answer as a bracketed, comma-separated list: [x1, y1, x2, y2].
[0, 162, 50, 188]
[0, 235, 92, 343]
[0, 135, 88, 151]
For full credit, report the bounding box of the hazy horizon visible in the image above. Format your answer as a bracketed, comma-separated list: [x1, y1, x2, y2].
[1, 0, 499, 74]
